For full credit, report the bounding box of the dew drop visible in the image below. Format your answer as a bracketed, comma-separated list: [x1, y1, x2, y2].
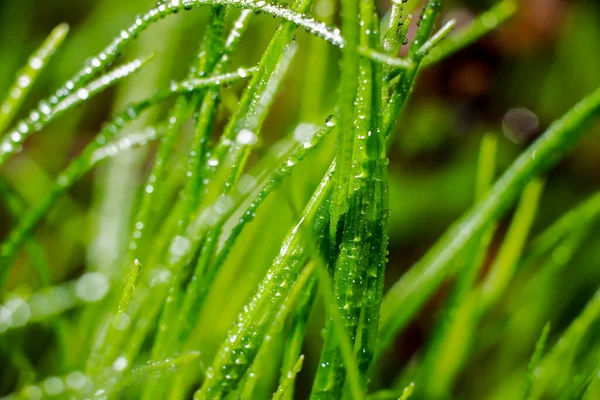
[236, 129, 257, 145]
[113, 356, 128, 372]
[75, 272, 110, 302]
[43, 377, 65, 396]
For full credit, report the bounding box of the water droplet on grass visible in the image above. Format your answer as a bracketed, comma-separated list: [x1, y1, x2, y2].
[75, 272, 109, 302]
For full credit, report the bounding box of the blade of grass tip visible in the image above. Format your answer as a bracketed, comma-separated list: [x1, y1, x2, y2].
[530, 289, 600, 399]
[582, 357, 600, 400]
[478, 178, 545, 312]
[382, 0, 410, 56]
[377, 85, 600, 359]
[0, 23, 69, 135]
[273, 355, 305, 400]
[119, 351, 201, 388]
[0, 70, 253, 286]
[399, 382, 416, 400]
[194, 163, 334, 399]
[280, 276, 318, 399]
[0, 56, 151, 167]
[358, 47, 414, 71]
[240, 261, 316, 400]
[417, 133, 498, 396]
[422, 0, 517, 67]
[383, 0, 448, 137]
[522, 323, 551, 400]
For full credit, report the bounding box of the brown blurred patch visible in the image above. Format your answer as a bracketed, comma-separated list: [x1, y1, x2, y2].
[495, 0, 568, 55]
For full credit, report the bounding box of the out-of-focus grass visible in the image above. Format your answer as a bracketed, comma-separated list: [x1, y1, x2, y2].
[0, 0, 599, 399]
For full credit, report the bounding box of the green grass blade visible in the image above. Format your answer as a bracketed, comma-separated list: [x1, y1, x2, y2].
[479, 178, 545, 311]
[194, 163, 333, 399]
[0, 58, 151, 166]
[378, 85, 600, 357]
[417, 133, 499, 396]
[522, 323, 551, 400]
[0, 70, 253, 286]
[0, 24, 69, 134]
[273, 355, 305, 400]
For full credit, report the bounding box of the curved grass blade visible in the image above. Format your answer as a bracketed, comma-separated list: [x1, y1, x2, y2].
[478, 178, 545, 311]
[378, 85, 600, 358]
[522, 323, 551, 400]
[194, 163, 334, 399]
[0, 0, 344, 169]
[174, 121, 336, 347]
[0, 57, 151, 166]
[530, 290, 600, 399]
[86, 122, 334, 382]
[0, 24, 69, 134]
[0, 68, 253, 285]
[383, 0, 447, 137]
[127, 6, 230, 260]
[417, 133, 499, 396]
[522, 191, 600, 265]
[272, 355, 304, 400]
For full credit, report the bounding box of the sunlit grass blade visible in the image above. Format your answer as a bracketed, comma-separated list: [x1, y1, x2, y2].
[272, 355, 304, 400]
[174, 121, 336, 347]
[529, 290, 600, 399]
[0, 23, 69, 135]
[383, 0, 445, 137]
[0, 57, 151, 166]
[378, 85, 600, 357]
[194, 164, 334, 399]
[0, 69, 253, 286]
[479, 178, 545, 311]
[417, 133, 499, 396]
[522, 323, 551, 400]
[328, 0, 361, 244]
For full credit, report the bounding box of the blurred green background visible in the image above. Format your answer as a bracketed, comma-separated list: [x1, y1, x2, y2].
[1, 0, 599, 398]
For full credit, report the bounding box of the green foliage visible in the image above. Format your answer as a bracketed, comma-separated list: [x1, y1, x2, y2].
[0, 1, 599, 399]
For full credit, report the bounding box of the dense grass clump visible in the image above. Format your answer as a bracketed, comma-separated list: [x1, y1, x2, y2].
[1, 0, 599, 399]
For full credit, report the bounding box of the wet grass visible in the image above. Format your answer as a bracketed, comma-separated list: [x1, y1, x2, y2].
[1, 0, 600, 399]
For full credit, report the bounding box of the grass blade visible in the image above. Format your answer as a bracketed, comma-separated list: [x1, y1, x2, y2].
[0, 24, 69, 134]
[378, 85, 600, 357]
